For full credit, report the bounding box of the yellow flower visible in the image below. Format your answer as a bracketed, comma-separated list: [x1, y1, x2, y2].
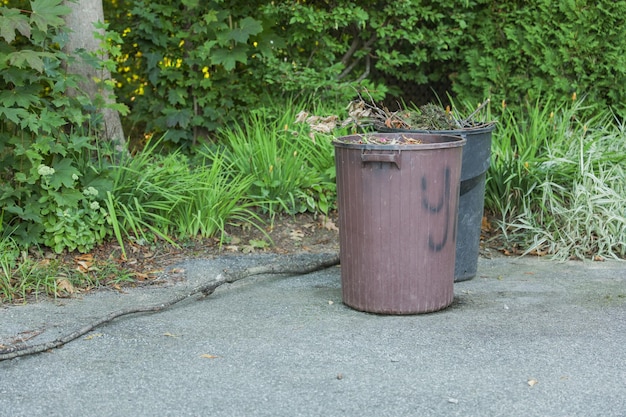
[571, 92, 577, 101]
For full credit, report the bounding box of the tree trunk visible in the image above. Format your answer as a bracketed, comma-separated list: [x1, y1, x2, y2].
[62, 0, 127, 154]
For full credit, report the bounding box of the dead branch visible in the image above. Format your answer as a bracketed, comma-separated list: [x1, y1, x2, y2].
[461, 99, 491, 127]
[338, 32, 377, 81]
[0, 253, 340, 362]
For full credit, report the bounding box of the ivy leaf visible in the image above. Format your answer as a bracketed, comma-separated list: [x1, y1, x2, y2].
[49, 188, 82, 207]
[30, 0, 72, 32]
[0, 107, 29, 124]
[0, 8, 31, 43]
[181, 0, 199, 8]
[167, 88, 188, 106]
[211, 45, 248, 71]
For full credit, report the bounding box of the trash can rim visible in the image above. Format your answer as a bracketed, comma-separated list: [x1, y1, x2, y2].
[377, 122, 496, 136]
[332, 133, 466, 151]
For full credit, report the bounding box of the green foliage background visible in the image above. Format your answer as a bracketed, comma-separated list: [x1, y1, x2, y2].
[1, 0, 625, 257]
[104, 0, 626, 147]
[455, 0, 626, 114]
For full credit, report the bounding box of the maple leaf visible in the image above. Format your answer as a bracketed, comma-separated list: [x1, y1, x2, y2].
[30, 0, 72, 32]
[320, 215, 339, 232]
[0, 8, 31, 43]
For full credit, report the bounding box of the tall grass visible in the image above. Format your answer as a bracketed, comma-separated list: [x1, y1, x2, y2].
[105, 138, 259, 257]
[218, 103, 336, 217]
[486, 97, 626, 259]
[169, 148, 259, 240]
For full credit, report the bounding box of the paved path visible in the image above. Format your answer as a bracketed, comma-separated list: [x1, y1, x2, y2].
[1, 254, 625, 417]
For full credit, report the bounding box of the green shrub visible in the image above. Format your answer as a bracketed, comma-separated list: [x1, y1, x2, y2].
[455, 0, 626, 116]
[105, 137, 259, 258]
[0, 0, 120, 252]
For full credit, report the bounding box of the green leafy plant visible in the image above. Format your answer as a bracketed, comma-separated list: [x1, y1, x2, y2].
[107, 0, 273, 147]
[486, 96, 626, 259]
[455, 0, 626, 116]
[105, 136, 261, 258]
[168, 147, 260, 242]
[0, 0, 121, 252]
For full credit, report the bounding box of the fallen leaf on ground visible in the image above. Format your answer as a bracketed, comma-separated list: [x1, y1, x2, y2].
[289, 230, 305, 241]
[200, 354, 219, 359]
[481, 216, 491, 232]
[84, 333, 103, 340]
[56, 278, 75, 295]
[74, 254, 96, 273]
[134, 272, 150, 281]
[320, 215, 339, 231]
[248, 239, 269, 249]
[527, 378, 538, 387]
[163, 332, 180, 338]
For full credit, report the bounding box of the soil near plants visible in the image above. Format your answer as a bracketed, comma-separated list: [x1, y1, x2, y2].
[14, 211, 510, 303]
[84, 211, 507, 287]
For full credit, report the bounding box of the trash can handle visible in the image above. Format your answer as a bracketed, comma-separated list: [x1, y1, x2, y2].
[361, 150, 401, 169]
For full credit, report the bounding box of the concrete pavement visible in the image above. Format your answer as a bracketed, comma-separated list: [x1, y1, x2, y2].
[1, 253, 625, 417]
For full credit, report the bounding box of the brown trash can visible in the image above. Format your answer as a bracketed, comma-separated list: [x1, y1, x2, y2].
[333, 133, 466, 314]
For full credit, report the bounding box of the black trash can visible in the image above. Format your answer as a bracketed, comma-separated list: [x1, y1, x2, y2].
[378, 124, 495, 281]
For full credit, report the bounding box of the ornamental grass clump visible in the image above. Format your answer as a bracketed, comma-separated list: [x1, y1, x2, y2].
[487, 97, 626, 260]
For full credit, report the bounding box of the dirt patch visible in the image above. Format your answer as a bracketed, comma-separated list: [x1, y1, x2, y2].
[90, 211, 342, 282]
[11, 210, 507, 304]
